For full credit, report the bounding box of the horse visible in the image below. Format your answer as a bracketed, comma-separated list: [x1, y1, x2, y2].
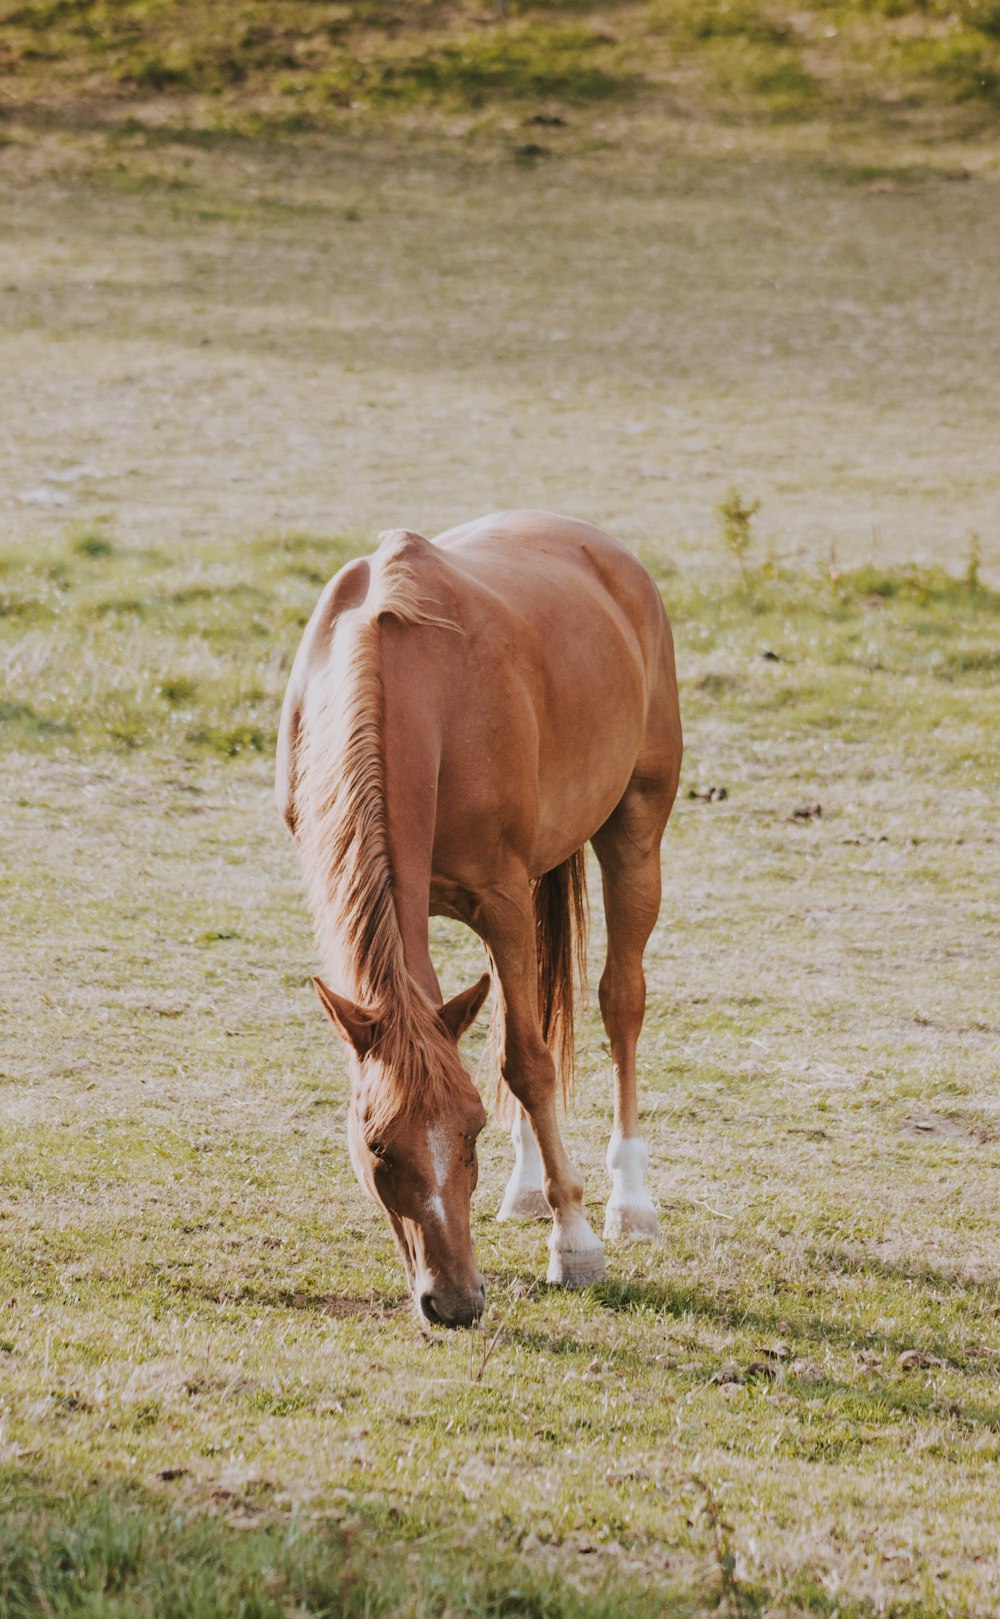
[276, 510, 682, 1327]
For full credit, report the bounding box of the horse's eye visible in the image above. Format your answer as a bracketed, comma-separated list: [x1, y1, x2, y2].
[368, 1140, 388, 1160]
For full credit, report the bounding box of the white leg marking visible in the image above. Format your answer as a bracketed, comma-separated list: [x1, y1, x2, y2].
[604, 1130, 658, 1241]
[497, 1114, 550, 1222]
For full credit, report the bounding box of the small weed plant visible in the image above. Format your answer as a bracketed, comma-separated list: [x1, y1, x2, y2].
[717, 488, 761, 586]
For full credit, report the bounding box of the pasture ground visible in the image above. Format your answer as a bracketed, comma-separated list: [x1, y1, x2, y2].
[2, 91, 1000, 1619]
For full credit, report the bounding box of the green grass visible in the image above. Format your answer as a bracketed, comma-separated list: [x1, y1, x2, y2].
[2, 0, 1000, 139]
[0, 529, 353, 758]
[0, 1484, 675, 1619]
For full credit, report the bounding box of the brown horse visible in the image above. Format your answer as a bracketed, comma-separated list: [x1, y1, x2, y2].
[277, 511, 681, 1326]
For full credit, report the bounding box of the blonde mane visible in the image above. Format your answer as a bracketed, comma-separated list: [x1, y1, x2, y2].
[292, 536, 467, 1133]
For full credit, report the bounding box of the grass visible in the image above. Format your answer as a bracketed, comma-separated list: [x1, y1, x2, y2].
[2, 520, 998, 1615]
[2, 90, 1000, 1619]
[0, 1484, 679, 1618]
[2, 0, 1000, 141]
[3, 132, 999, 573]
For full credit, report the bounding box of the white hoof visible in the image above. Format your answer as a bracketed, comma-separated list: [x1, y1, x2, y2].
[547, 1211, 606, 1287]
[604, 1200, 658, 1241]
[547, 1245, 607, 1287]
[497, 1187, 551, 1222]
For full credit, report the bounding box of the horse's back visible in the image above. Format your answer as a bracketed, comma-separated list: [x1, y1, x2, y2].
[433, 510, 666, 653]
[279, 511, 680, 875]
[423, 512, 681, 875]
[431, 511, 678, 761]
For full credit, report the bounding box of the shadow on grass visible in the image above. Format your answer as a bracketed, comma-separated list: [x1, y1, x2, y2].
[149, 1266, 408, 1320]
[590, 1265, 994, 1365]
[812, 1244, 1000, 1308]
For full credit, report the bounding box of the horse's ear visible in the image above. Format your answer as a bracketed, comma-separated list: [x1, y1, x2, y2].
[438, 972, 491, 1042]
[313, 977, 377, 1058]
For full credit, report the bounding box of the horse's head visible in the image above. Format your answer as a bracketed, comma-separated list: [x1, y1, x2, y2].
[313, 972, 491, 1327]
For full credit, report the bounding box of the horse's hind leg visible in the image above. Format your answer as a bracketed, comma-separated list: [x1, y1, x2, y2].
[591, 782, 667, 1241]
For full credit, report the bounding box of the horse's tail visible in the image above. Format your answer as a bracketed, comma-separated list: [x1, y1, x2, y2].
[533, 848, 590, 1108]
[490, 849, 589, 1122]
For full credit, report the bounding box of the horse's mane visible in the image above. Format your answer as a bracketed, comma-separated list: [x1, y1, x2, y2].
[292, 534, 467, 1135]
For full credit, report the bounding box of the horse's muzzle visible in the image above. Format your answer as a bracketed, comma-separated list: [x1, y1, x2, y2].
[419, 1279, 486, 1329]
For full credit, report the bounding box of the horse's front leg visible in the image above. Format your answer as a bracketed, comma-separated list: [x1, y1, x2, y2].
[497, 1105, 550, 1222]
[479, 883, 605, 1286]
[509, 1039, 605, 1286]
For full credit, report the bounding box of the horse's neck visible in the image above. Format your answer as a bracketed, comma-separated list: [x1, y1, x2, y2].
[382, 855, 440, 1007]
[306, 598, 445, 1013]
[380, 635, 443, 1009]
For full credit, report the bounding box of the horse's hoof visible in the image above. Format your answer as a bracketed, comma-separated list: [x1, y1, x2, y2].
[547, 1246, 607, 1287]
[497, 1188, 551, 1222]
[604, 1202, 658, 1242]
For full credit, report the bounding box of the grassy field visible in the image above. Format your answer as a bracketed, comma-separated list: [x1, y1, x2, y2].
[2, 0, 1000, 138]
[4, 523, 1000, 1616]
[3, 9, 1000, 1615]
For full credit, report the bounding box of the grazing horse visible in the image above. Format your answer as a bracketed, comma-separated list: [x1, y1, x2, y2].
[276, 511, 682, 1327]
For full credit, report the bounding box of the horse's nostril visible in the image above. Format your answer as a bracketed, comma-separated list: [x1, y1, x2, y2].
[420, 1291, 442, 1324]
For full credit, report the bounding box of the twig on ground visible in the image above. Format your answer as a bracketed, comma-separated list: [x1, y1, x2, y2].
[688, 1199, 735, 1221]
